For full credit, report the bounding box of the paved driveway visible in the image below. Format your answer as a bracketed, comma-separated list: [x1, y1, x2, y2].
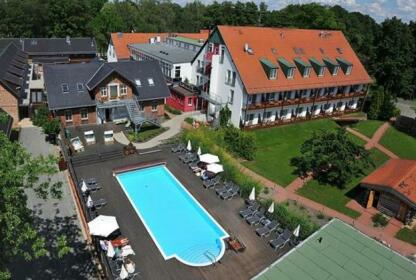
[8, 126, 97, 280]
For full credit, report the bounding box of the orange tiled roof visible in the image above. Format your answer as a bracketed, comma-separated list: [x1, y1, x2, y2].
[361, 159, 416, 205]
[217, 26, 373, 94]
[111, 30, 209, 60]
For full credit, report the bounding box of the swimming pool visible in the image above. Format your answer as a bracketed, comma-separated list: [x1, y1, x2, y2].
[115, 164, 229, 266]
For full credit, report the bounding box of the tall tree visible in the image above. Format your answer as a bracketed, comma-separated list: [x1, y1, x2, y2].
[0, 133, 66, 278]
[375, 17, 415, 99]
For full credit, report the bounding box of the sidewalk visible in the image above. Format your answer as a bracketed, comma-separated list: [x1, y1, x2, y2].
[114, 111, 198, 149]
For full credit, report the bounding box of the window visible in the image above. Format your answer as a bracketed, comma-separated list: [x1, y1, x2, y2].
[225, 70, 231, 85]
[148, 78, 154, 86]
[324, 103, 330, 110]
[346, 66, 352, 75]
[120, 84, 127, 95]
[229, 89, 234, 104]
[65, 110, 72, 122]
[231, 71, 236, 86]
[287, 68, 295, 79]
[151, 102, 157, 111]
[332, 66, 339, 76]
[220, 46, 225, 63]
[61, 83, 69, 93]
[80, 108, 88, 120]
[303, 67, 311, 78]
[135, 79, 141, 87]
[318, 67, 325, 77]
[100, 87, 107, 97]
[187, 98, 193, 106]
[175, 66, 181, 78]
[77, 83, 84, 91]
[269, 68, 277, 80]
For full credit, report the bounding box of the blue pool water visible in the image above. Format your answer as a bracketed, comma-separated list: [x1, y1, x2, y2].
[116, 165, 229, 266]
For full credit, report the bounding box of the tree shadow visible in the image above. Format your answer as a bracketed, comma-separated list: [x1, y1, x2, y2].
[8, 215, 97, 280]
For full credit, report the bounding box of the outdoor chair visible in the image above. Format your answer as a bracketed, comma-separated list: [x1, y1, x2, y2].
[81, 182, 102, 194]
[269, 229, 292, 250]
[246, 208, 266, 225]
[203, 176, 220, 189]
[89, 198, 107, 209]
[183, 155, 197, 164]
[171, 144, 185, 153]
[256, 220, 279, 237]
[239, 205, 259, 219]
[81, 178, 98, 186]
[219, 185, 240, 200]
[179, 153, 193, 162]
[215, 181, 234, 194]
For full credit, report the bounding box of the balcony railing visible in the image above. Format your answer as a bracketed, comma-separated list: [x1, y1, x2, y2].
[244, 91, 366, 110]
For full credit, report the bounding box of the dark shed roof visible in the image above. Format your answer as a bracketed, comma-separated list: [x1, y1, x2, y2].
[0, 43, 29, 99]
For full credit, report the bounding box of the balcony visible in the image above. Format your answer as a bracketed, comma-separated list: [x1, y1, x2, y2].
[244, 91, 367, 111]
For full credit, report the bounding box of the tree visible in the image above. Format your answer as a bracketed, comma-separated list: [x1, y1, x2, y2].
[365, 86, 398, 120]
[0, 133, 67, 278]
[291, 128, 373, 188]
[219, 105, 231, 127]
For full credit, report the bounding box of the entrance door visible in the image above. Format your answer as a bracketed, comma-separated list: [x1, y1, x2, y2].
[105, 108, 111, 122]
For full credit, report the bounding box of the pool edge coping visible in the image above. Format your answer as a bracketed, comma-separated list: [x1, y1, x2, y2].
[114, 163, 230, 267]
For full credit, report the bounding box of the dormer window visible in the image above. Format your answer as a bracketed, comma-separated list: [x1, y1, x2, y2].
[77, 83, 84, 91]
[294, 58, 312, 78]
[135, 79, 141, 87]
[336, 57, 353, 75]
[277, 58, 296, 79]
[309, 58, 325, 77]
[260, 58, 278, 80]
[148, 78, 154, 86]
[61, 83, 69, 93]
[323, 58, 340, 76]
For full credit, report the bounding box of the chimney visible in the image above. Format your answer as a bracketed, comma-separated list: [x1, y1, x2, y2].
[244, 43, 249, 52]
[66, 36, 71, 45]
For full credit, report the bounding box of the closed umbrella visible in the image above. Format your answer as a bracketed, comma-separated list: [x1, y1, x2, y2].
[197, 146, 202, 156]
[88, 215, 119, 237]
[86, 195, 93, 208]
[187, 140, 192, 151]
[106, 241, 115, 258]
[268, 202, 274, 213]
[207, 163, 224, 174]
[81, 180, 88, 193]
[293, 225, 301, 238]
[199, 153, 220, 164]
[249, 187, 256, 201]
[119, 265, 129, 280]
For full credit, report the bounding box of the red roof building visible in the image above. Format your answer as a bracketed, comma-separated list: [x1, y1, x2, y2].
[189, 26, 373, 128]
[361, 159, 416, 224]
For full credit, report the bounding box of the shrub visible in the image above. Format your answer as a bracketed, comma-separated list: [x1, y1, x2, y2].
[317, 212, 325, 219]
[219, 105, 231, 127]
[184, 117, 194, 125]
[164, 104, 182, 115]
[32, 106, 60, 135]
[43, 118, 61, 135]
[372, 213, 389, 227]
[223, 126, 256, 160]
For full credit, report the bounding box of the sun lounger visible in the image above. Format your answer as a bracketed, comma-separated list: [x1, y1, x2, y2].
[89, 198, 107, 209]
[183, 155, 198, 164]
[246, 208, 266, 225]
[269, 229, 292, 250]
[239, 205, 259, 218]
[81, 182, 102, 194]
[215, 182, 235, 194]
[219, 185, 240, 200]
[256, 220, 279, 237]
[171, 144, 185, 153]
[203, 176, 220, 188]
[81, 178, 98, 185]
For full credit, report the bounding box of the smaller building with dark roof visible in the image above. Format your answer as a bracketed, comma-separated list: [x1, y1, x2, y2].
[44, 60, 170, 128]
[361, 159, 416, 224]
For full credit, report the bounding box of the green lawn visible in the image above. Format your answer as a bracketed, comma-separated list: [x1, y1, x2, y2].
[297, 149, 389, 218]
[126, 125, 168, 143]
[380, 126, 416, 159]
[242, 119, 340, 186]
[350, 120, 384, 138]
[396, 227, 416, 245]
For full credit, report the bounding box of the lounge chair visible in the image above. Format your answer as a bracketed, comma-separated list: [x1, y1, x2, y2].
[171, 144, 185, 153]
[239, 205, 259, 219]
[88, 198, 107, 209]
[203, 176, 220, 189]
[256, 220, 279, 237]
[81, 182, 102, 194]
[215, 181, 235, 194]
[80, 178, 98, 186]
[246, 208, 266, 225]
[269, 229, 292, 250]
[179, 153, 193, 162]
[219, 185, 240, 200]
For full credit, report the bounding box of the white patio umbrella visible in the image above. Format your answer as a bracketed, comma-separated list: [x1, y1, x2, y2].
[88, 215, 119, 237]
[197, 146, 202, 156]
[81, 180, 88, 193]
[106, 241, 115, 258]
[293, 225, 301, 238]
[187, 140, 192, 151]
[249, 187, 256, 201]
[268, 202, 275, 213]
[207, 163, 224, 174]
[86, 195, 93, 208]
[199, 153, 220, 164]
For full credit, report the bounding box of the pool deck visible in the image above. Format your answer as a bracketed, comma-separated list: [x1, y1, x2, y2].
[73, 145, 289, 280]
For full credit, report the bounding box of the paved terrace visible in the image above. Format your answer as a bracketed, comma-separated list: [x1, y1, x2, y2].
[73, 145, 290, 280]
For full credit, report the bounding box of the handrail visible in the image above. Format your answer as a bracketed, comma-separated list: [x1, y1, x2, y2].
[204, 250, 216, 266]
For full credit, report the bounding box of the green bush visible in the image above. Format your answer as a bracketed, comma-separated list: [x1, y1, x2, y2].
[164, 104, 182, 115]
[372, 213, 389, 227]
[32, 106, 60, 135]
[223, 126, 256, 160]
[184, 117, 194, 125]
[43, 118, 61, 135]
[127, 126, 168, 143]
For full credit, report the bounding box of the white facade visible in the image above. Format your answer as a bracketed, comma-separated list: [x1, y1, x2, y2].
[107, 42, 117, 62]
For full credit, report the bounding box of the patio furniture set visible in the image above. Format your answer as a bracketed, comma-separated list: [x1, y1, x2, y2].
[67, 129, 114, 153]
